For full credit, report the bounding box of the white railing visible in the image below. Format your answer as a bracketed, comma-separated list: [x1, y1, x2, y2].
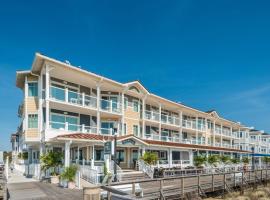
[160, 114, 180, 126]
[110, 160, 123, 182]
[182, 120, 197, 130]
[137, 159, 154, 179]
[79, 165, 99, 184]
[100, 99, 121, 114]
[215, 128, 222, 134]
[50, 86, 123, 115]
[49, 121, 113, 135]
[222, 129, 231, 137]
[144, 110, 160, 122]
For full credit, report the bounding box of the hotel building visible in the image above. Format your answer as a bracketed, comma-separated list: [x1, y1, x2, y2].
[13, 53, 265, 176]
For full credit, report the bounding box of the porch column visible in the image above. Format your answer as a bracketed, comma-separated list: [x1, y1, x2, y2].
[189, 150, 194, 166]
[91, 145, 95, 169]
[168, 148, 172, 168]
[86, 146, 89, 160]
[65, 141, 72, 167]
[77, 146, 80, 163]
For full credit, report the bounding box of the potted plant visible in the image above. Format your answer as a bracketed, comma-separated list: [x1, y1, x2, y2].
[60, 165, 78, 189]
[40, 151, 63, 184]
[262, 156, 270, 168]
[140, 152, 158, 165]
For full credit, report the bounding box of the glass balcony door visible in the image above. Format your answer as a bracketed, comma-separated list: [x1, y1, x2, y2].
[50, 113, 78, 131]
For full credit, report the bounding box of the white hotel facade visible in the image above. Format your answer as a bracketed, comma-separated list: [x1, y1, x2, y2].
[11, 53, 270, 171]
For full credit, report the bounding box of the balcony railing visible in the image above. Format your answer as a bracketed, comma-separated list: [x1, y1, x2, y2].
[50, 86, 122, 114]
[161, 114, 180, 126]
[100, 99, 121, 114]
[222, 129, 231, 137]
[182, 120, 196, 130]
[49, 121, 113, 135]
[144, 110, 160, 122]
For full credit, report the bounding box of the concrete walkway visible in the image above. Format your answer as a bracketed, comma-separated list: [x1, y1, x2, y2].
[7, 170, 83, 200]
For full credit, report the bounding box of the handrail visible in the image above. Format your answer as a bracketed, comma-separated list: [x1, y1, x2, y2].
[137, 159, 154, 179]
[110, 160, 123, 182]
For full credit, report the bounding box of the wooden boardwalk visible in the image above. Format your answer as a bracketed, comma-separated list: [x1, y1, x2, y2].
[8, 182, 83, 200]
[84, 169, 270, 200]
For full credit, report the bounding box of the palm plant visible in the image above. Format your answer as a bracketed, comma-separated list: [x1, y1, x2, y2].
[230, 157, 240, 165]
[140, 152, 158, 165]
[241, 157, 250, 165]
[219, 155, 231, 166]
[40, 151, 63, 176]
[262, 156, 270, 167]
[193, 155, 207, 168]
[60, 165, 78, 182]
[207, 155, 219, 167]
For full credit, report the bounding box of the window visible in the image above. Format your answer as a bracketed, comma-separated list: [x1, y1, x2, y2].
[116, 150, 125, 162]
[28, 82, 38, 97]
[124, 123, 127, 135]
[133, 100, 139, 112]
[50, 114, 78, 131]
[101, 121, 114, 135]
[133, 125, 139, 136]
[95, 149, 104, 161]
[28, 114, 38, 128]
[124, 98, 128, 109]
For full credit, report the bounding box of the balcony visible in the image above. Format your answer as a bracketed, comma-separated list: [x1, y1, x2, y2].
[144, 110, 160, 122]
[161, 114, 180, 126]
[49, 121, 113, 135]
[100, 99, 121, 114]
[182, 120, 196, 130]
[49, 86, 121, 114]
[215, 128, 222, 135]
[222, 129, 231, 137]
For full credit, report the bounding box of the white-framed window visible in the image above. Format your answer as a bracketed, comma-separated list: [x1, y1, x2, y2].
[28, 82, 38, 97]
[28, 114, 38, 128]
[124, 123, 127, 135]
[124, 98, 128, 110]
[133, 125, 139, 136]
[133, 100, 139, 112]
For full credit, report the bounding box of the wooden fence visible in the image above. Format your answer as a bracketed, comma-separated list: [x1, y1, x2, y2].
[83, 168, 270, 200]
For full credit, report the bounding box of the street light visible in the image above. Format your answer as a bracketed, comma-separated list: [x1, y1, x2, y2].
[113, 124, 118, 182]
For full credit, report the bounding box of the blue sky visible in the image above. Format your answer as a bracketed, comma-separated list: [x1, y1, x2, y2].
[1, 0, 270, 150]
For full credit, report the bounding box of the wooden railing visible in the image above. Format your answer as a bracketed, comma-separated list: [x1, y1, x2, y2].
[83, 168, 270, 200]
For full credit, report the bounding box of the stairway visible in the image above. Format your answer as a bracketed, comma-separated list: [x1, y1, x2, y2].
[119, 170, 150, 182]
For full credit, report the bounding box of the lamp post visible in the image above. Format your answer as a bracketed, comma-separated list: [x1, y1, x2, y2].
[113, 124, 118, 182]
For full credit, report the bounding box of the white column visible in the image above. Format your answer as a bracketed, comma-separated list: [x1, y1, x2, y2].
[65, 141, 71, 167]
[24, 76, 28, 131]
[77, 146, 80, 162]
[168, 148, 172, 168]
[45, 65, 50, 130]
[189, 150, 194, 166]
[213, 121, 216, 146]
[38, 75, 43, 133]
[221, 123, 223, 147]
[121, 92, 125, 136]
[179, 111, 183, 140]
[142, 96, 146, 139]
[96, 84, 101, 134]
[91, 145, 95, 169]
[196, 115, 198, 144]
[159, 104, 162, 138]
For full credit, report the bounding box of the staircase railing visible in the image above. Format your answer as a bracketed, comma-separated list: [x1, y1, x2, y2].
[110, 160, 123, 182]
[137, 159, 154, 179]
[79, 165, 99, 184]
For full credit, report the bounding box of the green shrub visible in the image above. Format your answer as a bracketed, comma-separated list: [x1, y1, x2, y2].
[60, 165, 78, 182]
[194, 155, 207, 167]
[140, 152, 158, 165]
[40, 151, 63, 176]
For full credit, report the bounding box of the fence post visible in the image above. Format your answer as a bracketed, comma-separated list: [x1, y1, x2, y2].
[160, 179, 164, 200]
[266, 169, 268, 186]
[132, 182, 135, 195]
[181, 177, 184, 197]
[211, 174, 214, 192]
[240, 171, 244, 195]
[234, 172, 236, 187]
[83, 186, 101, 200]
[197, 175, 200, 196]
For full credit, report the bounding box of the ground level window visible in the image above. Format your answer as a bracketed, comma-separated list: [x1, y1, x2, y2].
[116, 149, 125, 163]
[95, 149, 104, 161]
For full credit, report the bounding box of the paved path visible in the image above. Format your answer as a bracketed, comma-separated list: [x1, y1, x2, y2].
[7, 170, 83, 200]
